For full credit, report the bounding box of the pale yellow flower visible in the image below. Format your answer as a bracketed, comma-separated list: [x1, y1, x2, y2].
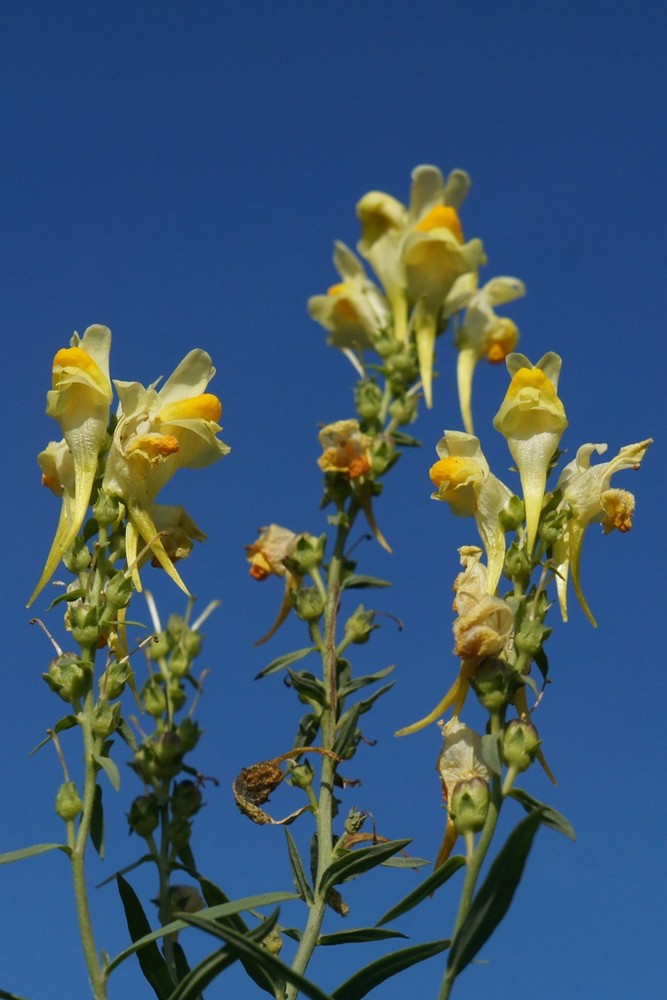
[308, 242, 389, 352]
[493, 353, 568, 554]
[246, 524, 303, 644]
[102, 349, 229, 594]
[317, 419, 372, 480]
[455, 276, 525, 433]
[435, 717, 491, 866]
[29, 325, 112, 606]
[553, 439, 652, 625]
[429, 432, 513, 594]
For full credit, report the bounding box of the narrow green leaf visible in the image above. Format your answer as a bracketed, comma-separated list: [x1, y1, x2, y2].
[330, 939, 449, 1000]
[94, 752, 121, 791]
[166, 947, 234, 1000]
[116, 715, 139, 751]
[508, 789, 576, 840]
[447, 810, 542, 978]
[380, 855, 429, 869]
[106, 893, 298, 975]
[286, 669, 328, 707]
[255, 646, 315, 679]
[392, 430, 422, 447]
[116, 874, 175, 1000]
[171, 942, 191, 984]
[96, 853, 154, 888]
[319, 927, 407, 946]
[176, 912, 334, 1000]
[333, 683, 394, 758]
[29, 715, 78, 755]
[376, 855, 466, 926]
[319, 840, 411, 897]
[0, 842, 69, 865]
[91, 783, 104, 858]
[481, 733, 502, 775]
[0, 988, 31, 1000]
[338, 665, 395, 699]
[341, 574, 392, 590]
[284, 829, 314, 904]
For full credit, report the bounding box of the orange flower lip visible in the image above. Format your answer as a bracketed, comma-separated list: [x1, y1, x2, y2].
[158, 393, 222, 424]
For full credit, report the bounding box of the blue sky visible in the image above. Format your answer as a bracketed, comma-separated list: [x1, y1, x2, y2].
[1, 2, 665, 997]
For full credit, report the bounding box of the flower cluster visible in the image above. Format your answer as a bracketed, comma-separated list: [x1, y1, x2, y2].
[308, 165, 525, 419]
[29, 326, 229, 606]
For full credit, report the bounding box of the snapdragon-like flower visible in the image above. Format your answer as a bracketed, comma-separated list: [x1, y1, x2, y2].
[553, 438, 652, 625]
[317, 419, 373, 479]
[308, 242, 389, 352]
[356, 165, 474, 343]
[29, 325, 113, 606]
[436, 717, 491, 866]
[102, 349, 229, 594]
[396, 547, 514, 736]
[493, 353, 568, 554]
[245, 524, 303, 644]
[429, 431, 514, 594]
[455, 276, 525, 433]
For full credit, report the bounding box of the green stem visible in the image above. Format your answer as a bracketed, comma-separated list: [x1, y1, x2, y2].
[71, 679, 107, 1000]
[156, 791, 179, 984]
[285, 506, 354, 1000]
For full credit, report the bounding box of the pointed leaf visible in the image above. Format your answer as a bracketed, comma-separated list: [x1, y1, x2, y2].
[284, 829, 314, 904]
[330, 939, 449, 1000]
[341, 575, 392, 590]
[94, 752, 121, 791]
[0, 843, 69, 865]
[165, 947, 234, 1000]
[91, 783, 104, 858]
[96, 853, 154, 888]
[255, 647, 315, 679]
[319, 839, 411, 897]
[29, 715, 78, 755]
[338, 665, 395, 699]
[0, 989, 31, 1000]
[319, 927, 407, 946]
[376, 855, 466, 926]
[508, 789, 576, 840]
[116, 874, 175, 999]
[175, 912, 334, 1000]
[333, 683, 394, 758]
[286, 669, 328, 707]
[447, 810, 542, 979]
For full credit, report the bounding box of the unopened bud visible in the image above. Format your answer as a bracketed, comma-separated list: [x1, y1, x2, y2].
[98, 660, 130, 700]
[148, 632, 171, 660]
[504, 540, 531, 582]
[286, 534, 326, 575]
[503, 719, 541, 773]
[515, 621, 549, 659]
[539, 507, 570, 547]
[168, 647, 191, 677]
[93, 490, 123, 527]
[92, 700, 121, 738]
[293, 586, 325, 622]
[67, 603, 103, 648]
[55, 781, 83, 822]
[499, 495, 525, 532]
[128, 793, 159, 837]
[471, 657, 512, 711]
[142, 678, 167, 717]
[172, 780, 203, 818]
[153, 730, 183, 766]
[43, 653, 92, 703]
[288, 762, 314, 790]
[103, 572, 133, 612]
[63, 537, 92, 573]
[355, 381, 383, 420]
[344, 605, 376, 645]
[450, 777, 490, 835]
[167, 817, 192, 850]
[177, 718, 201, 753]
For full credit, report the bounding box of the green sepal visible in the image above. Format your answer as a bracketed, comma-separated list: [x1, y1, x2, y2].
[0, 842, 70, 865]
[255, 647, 315, 680]
[46, 587, 86, 609]
[447, 810, 543, 980]
[29, 715, 78, 755]
[391, 430, 422, 447]
[173, 910, 334, 1000]
[376, 855, 466, 926]
[115, 874, 175, 999]
[533, 645, 550, 681]
[341, 574, 392, 590]
[116, 716, 139, 751]
[319, 927, 407, 946]
[286, 669, 328, 708]
[285, 828, 314, 904]
[330, 939, 449, 1000]
[508, 789, 576, 840]
[319, 839, 411, 898]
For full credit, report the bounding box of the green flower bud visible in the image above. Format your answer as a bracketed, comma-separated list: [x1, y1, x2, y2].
[103, 572, 133, 612]
[168, 647, 191, 678]
[67, 603, 103, 648]
[355, 381, 383, 420]
[502, 719, 541, 773]
[147, 632, 171, 661]
[388, 394, 418, 426]
[538, 506, 570, 547]
[166, 614, 187, 643]
[167, 817, 192, 850]
[515, 621, 548, 658]
[181, 629, 203, 659]
[168, 680, 187, 712]
[92, 701, 121, 739]
[499, 495, 525, 532]
[286, 534, 327, 576]
[142, 678, 168, 717]
[43, 654, 92, 703]
[128, 793, 159, 837]
[386, 347, 418, 382]
[131, 746, 159, 784]
[172, 780, 203, 818]
[293, 586, 325, 622]
[471, 657, 512, 711]
[504, 539, 531, 583]
[55, 781, 83, 822]
[177, 718, 201, 753]
[450, 777, 490, 835]
[98, 660, 130, 700]
[373, 328, 398, 358]
[370, 440, 395, 476]
[288, 762, 313, 790]
[153, 730, 183, 766]
[344, 605, 376, 645]
[63, 537, 92, 573]
[93, 490, 123, 527]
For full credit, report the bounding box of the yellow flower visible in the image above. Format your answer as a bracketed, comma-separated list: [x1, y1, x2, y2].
[29, 325, 112, 606]
[102, 349, 229, 594]
[429, 431, 513, 594]
[435, 717, 491, 866]
[396, 547, 514, 737]
[553, 439, 652, 625]
[455, 276, 525, 433]
[308, 242, 389, 352]
[245, 524, 303, 644]
[493, 353, 568, 554]
[317, 419, 372, 479]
